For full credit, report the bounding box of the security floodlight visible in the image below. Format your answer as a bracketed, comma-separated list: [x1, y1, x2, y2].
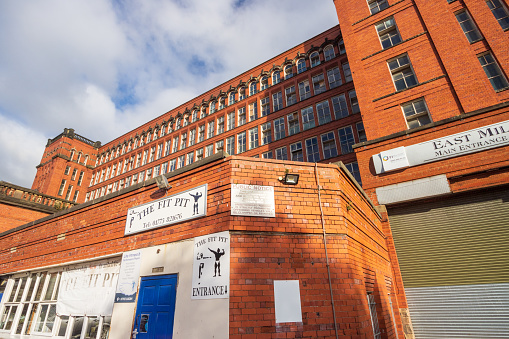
[155, 175, 171, 190]
[283, 173, 299, 185]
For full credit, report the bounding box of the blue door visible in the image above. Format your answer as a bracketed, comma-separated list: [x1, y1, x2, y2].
[134, 275, 177, 339]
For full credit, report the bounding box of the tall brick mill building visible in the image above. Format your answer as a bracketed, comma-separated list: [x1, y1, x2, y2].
[0, 1, 508, 339]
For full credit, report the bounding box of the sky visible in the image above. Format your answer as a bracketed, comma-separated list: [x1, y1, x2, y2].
[0, 0, 339, 188]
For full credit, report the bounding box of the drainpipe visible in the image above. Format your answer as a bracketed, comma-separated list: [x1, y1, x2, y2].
[314, 163, 339, 339]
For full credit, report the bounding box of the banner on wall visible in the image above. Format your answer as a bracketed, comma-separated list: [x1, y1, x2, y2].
[125, 184, 207, 235]
[192, 231, 230, 299]
[114, 251, 141, 303]
[57, 259, 121, 316]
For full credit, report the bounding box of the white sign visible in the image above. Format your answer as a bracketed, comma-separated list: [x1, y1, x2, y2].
[57, 259, 120, 316]
[274, 280, 303, 323]
[379, 147, 409, 171]
[125, 184, 207, 235]
[231, 184, 275, 217]
[192, 231, 230, 299]
[373, 119, 509, 174]
[115, 251, 141, 303]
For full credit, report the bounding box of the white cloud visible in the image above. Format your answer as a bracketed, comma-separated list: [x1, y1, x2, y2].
[0, 0, 339, 188]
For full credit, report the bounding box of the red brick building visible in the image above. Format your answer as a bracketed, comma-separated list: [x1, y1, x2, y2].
[334, 0, 509, 337]
[0, 156, 405, 338]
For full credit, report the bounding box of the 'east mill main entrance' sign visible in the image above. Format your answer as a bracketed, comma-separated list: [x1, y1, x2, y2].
[373, 119, 509, 174]
[125, 184, 207, 235]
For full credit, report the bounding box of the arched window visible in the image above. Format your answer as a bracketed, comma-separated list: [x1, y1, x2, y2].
[201, 107, 207, 118]
[184, 115, 189, 126]
[167, 122, 173, 133]
[77, 152, 82, 163]
[324, 45, 335, 61]
[284, 65, 294, 79]
[109, 150, 114, 160]
[219, 97, 226, 110]
[70, 149, 75, 161]
[192, 110, 198, 122]
[228, 92, 236, 105]
[272, 71, 280, 85]
[238, 87, 246, 101]
[249, 82, 257, 96]
[176, 117, 182, 130]
[338, 39, 345, 55]
[260, 76, 268, 90]
[297, 59, 307, 74]
[210, 101, 217, 114]
[133, 138, 139, 149]
[84, 155, 89, 166]
[310, 51, 320, 67]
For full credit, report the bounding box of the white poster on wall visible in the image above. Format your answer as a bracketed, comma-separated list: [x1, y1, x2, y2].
[125, 184, 207, 235]
[231, 184, 275, 217]
[57, 259, 121, 316]
[114, 250, 141, 303]
[192, 231, 230, 299]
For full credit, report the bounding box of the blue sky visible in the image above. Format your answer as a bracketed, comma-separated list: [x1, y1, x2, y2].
[0, 0, 339, 188]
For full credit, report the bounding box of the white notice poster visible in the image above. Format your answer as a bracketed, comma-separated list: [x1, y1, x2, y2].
[115, 250, 141, 303]
[192, 231, 230, 299]
[231, 184, 275, 217]
[57, 259, 120, 316]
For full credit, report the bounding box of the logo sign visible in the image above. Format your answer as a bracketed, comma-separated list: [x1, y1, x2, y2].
[373, 119, 509, 174]
[125, 184, 207, 235]
[231, 184, 275, 217]
[115, 251, 141, 303]
[192, 231, 230, 299]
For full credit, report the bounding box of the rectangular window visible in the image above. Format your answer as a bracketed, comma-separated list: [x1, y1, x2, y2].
[198, 125, 205, 143]
[275, 147, 288, 160]
[77, 171, 84, 186]
[249, 102, 258, 121]
[273, 92, 283, 112]
[172, 137, 179, 153]
[261, 97, 270, 116]
[402, 98, 432, 129]
[388, 54, 418, 91]
[274, 117, 286, 140]
[217, 116, 225, 134]
[301, 106, 315, 130]
[187, 152, 194, 165]
[261, 122, 272, 145]
[157, 142, 163, 159]
[287, 112, 300, 136]
[321, 132, 338, 159]
[327, 67, 342, 89]
[338, 126, 355, 154]
[196, 148, 203, 161]
[249, 127, 259, 149]
[338, 39, 346, 55]
[205, 144, 213, 157]
[153, 165, 160, 177]
[290, 142, 303, 162]
[478, 52, 509, 91]
[177, 156, 185, 169]
[226, 136, 235, 155]
[237, 132, 246, 153]
[71, 168, 78, 181]
[312, 74, 326, 94]
[368, 0, 388, 14]
[165, 140, 171, 156]
[262, 151, 273, 159]
[298, 80, 311, 101]
[455, 10, 483, 43]
[305, 137, 320, 162]
[238, 107, 246, 126]
[149, 147, 155, 162]
[285, 86, 297, 106]
[376, 17, 402, 49]
[316, 100, 332, 125]
[180, 132, 187, 150]
[189, 129, 196, 146]
[207, 121, 214, 139]
[64, 166, 70, 175]
[342, 62, 352, 82]
[486, 0, 509, 30]
[161, 162, 168, 174]
[65, 185, 73, 200]
[356, 122, 367, 142]
[169, 159, 176, 172]
[349, 90, 360, 114]
[215, 140, 224, 153]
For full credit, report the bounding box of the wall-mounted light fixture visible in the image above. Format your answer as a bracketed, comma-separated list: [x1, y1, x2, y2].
[279, 173, 299, 185]
[155, 175, 172, 190]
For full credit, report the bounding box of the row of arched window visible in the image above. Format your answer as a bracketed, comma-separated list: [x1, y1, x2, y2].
[95, 35, 346, 167]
